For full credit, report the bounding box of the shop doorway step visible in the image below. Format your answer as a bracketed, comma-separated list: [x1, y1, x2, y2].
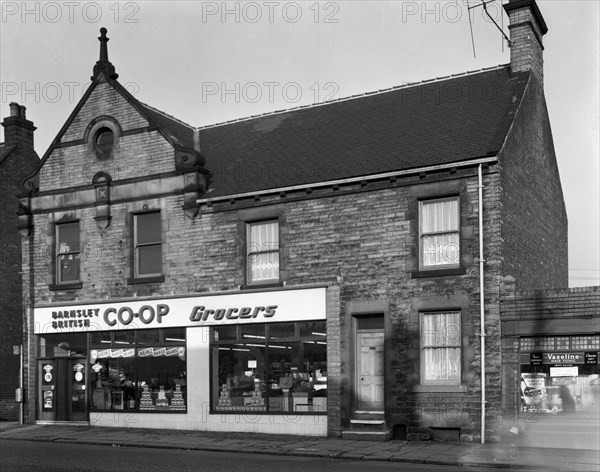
[341, 411, 391, 441]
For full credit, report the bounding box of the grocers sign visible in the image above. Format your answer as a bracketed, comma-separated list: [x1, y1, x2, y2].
[33, 287, 326, 334]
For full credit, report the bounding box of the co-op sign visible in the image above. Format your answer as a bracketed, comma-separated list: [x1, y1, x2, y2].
[33, 287, 326, 334]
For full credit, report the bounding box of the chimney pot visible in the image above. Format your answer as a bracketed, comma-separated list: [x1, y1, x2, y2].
[19, 105, 27, 119]
[9, 102, 19, 117]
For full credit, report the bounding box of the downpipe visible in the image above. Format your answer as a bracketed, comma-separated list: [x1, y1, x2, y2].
[478, 164, 486, 444]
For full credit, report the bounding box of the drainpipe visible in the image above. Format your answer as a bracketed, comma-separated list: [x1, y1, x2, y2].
[478, 164, 486, 443]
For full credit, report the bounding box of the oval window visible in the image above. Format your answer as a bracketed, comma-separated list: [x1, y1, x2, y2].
[95, 127, 114, 155]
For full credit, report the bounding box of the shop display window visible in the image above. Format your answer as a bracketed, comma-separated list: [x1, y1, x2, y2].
[520, 335, 600, 351]
[90, 328, 186, 412]
[39, 332, 88, 357]
[211, 321, 327, 413]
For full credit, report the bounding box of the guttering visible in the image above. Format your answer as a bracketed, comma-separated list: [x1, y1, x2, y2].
[478, 164, 486, 444]
[197, 156, 498, 204]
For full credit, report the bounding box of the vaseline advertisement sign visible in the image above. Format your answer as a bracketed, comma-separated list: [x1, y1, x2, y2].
[520, 373, 547, 406]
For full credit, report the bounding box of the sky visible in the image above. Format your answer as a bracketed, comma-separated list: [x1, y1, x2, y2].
[1, 0, 598, 287]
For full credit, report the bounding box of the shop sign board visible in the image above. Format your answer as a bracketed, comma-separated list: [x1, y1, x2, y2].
[543, 352, 585, 365]
[552, 377, 576, 385]
[529, 352, 543, 366]
[550, 366, 578, 377]
[33, 287, 327, 334]
[584, 352, 598, 364]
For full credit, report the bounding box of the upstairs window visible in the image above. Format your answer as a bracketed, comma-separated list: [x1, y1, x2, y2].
[94, 127, 115, 159]
[419, 197, 460, 268]
[56, 222, 81, 284]
[247, 220, 279, 283]
[134, 212, 162, 278]
[421, 311, 461, 384]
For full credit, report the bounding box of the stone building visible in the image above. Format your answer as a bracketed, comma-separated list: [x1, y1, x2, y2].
[18, 0, 576, 441]
[0, 103, 39, 420]
[500, 282, 599, 449]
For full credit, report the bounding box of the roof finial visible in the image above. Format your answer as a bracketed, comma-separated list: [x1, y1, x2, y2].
[91, 27, 119, 81]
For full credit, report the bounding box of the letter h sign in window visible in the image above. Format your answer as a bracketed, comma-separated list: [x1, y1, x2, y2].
[134, 212, 162, 278]
[419, 197, 460, 268]
[247, 220, 279, 283]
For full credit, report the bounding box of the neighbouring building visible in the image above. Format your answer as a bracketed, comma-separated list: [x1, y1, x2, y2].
[0, 103, 39, 420]
[18, 0, 593, 442]
[500, 282, 599, 449]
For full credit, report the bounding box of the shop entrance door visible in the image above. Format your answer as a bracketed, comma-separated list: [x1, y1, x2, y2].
[355, 331, 385, 411]
[39, 358, 88, 422]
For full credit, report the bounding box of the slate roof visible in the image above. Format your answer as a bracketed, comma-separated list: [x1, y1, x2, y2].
[137, 101, 196, 150]
[196, 65, 529, 199]
[0, 143, 17, 166]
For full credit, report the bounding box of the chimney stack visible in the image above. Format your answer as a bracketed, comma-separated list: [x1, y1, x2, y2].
[2, 102, 36, 152]
[503, 0, 548, 88]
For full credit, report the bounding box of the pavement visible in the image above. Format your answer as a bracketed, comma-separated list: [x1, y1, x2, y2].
[1, 421, 599, 471]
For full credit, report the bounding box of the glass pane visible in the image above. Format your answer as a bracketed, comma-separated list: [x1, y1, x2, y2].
[38, 333, 87, 357]
[136, 213, 161, 245]
[96, 127, 114, 153]
[137, 329, 160, 345]
[163, 328, 186, 345]
[422, 312, 460, 347]
[298, 322, 327, 339]
[248, 251, 279, 281]
[213, 326, 237, 342]
[240, 324, 266, 341]
[423, 347, 460, 382]
[214, 344, 266, 412]
[114, 330, 135, 347]
[137, 245, 162, 275]
[421, 199, 459, 233]
[136, 355, 187, 411]
[57, 253, 80, 282]
[57, 222, 80, 246]
[91, 331, 112, 347]
[269, 323, 296, 340]
[422, 233, 459, 266]
[248, 221, 279, 253]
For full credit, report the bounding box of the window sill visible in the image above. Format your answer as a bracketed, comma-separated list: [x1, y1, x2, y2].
[412, 267, 466, 278]
[241, 281, 284, 290]
[49, 282, 82, 291]
[127, 275, 165, 285]
[413, 384, 468, 393]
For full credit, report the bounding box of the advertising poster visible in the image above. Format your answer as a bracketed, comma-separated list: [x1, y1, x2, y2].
[521, 373, 547, 405]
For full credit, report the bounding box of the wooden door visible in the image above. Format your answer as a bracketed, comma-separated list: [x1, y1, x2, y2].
[356, 331, 384, 411]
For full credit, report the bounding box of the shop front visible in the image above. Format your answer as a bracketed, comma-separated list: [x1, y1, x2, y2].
[32, 286, 330, 435]
[518, 335, 600, 416]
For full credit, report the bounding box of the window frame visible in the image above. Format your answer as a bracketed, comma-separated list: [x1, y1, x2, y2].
[133, 211, 163, 280]
[210, 321, 327, 415]
[246, 219, 280, 285]
[88, 328, 187, 413]
[420, 311, 462, 386]
[55, 220, 81, 285]
[418, 196, 461, 271]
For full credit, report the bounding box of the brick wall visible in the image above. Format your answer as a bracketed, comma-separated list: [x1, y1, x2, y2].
[24, 166, 506, 441]
[501, 284, 600, 321]
[38, 78, 176, 194]
[0, 134, 39, 420]
[499, 74, 568, 290]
